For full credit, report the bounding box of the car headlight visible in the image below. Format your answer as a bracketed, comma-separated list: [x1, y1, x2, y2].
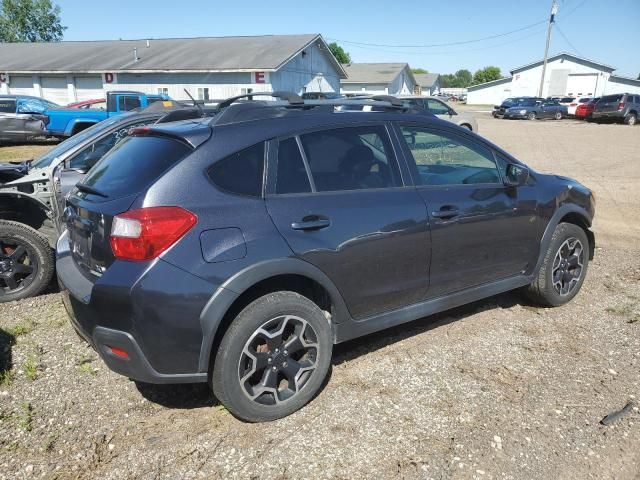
[519, 109, 527, 114]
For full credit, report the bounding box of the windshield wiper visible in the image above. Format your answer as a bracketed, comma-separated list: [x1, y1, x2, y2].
[75, 183, 109, 198]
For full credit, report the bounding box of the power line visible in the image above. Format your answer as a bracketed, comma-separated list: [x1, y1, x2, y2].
[329, 26, 548, 57]
[554, 23, 583, 57]
[326, 0, 589, 50]
[326, 19, 547, 49]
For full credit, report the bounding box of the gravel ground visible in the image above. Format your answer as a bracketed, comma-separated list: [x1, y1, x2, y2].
[1, 113, 639, 479]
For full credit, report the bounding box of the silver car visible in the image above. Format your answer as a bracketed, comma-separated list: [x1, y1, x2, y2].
[398, 95, 478, 132]
[0, 95, 58, 143]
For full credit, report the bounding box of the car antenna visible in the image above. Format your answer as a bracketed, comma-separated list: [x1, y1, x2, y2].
[183, 89, 204, 116]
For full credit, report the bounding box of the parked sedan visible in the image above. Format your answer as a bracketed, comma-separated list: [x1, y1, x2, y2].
[0, 95, 59, 143]
[503, 98, 567, 120]
[399, 96, 478, 131]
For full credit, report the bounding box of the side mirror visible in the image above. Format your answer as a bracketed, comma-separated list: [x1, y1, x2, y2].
[504, 163, 529, 187]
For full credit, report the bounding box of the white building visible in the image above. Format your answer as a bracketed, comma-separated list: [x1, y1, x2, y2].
[0, 34, 346, 104]
[340, 63, 416, 96]
[467, 52, 640, 105]
[413, 73, 441, 96]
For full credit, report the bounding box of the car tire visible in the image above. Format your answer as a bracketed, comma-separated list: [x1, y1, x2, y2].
[527, 112, 536, 120]
[624, 113, 637, 126]
[554, 111, 562, 120]
[0, 220, 54, 303]
[525, 223, 589, 307]
[211, 291, 332, 422]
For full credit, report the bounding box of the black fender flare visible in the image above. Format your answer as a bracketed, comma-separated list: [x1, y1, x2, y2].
[532, 203, 594, 276]
[197, 257, 351, 372]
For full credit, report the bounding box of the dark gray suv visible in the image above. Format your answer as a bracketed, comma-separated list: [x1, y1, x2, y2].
[57, 93, 596, 422]
[592, 93, 639, 125]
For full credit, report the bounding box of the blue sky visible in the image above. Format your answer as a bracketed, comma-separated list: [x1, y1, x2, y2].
[57, 0, 639, 78]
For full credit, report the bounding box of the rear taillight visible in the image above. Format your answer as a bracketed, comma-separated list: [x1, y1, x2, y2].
[618, 102, 625, 110]
[110, 206, 197, 261]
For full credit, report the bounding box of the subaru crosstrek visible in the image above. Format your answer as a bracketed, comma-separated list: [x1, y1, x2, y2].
[57, 93, 595, 422]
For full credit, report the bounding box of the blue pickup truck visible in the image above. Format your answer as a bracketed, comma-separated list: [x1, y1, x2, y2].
[45, 90, 170, 137]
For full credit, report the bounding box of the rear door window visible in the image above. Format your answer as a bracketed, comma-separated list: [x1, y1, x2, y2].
[601, 94, 622, 103]
[0, 99, 16, 113]
[80, 136, 191, 199]
[208, 143, 265, 197]
[297, 125, 402, 192]
[118, 96, 141, 111]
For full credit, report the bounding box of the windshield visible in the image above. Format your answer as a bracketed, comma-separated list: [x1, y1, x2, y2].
[30, 114, 135, 169]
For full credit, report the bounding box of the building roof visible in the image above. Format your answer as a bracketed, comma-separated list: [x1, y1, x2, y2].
[413, 73, 439, 88]
[0, 34, 347, 77]
[510, 52, 616, 74]
[467, 77, 512, 91]
[341, 63, 415, 84]
[609, 74, 640, 87]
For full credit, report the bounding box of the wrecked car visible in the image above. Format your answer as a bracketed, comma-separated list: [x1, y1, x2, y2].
[0, 95, 59, 143]
[0, 102, 207, 302]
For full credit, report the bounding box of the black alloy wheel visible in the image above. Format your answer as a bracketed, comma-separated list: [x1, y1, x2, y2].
[0, 239, 38, 295]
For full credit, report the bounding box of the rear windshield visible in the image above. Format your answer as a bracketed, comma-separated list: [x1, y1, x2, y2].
[578, 98, 592, 103]
[80, 135, 191, 199]
[600, 94, 622, 102]
[560, 97, 575, 102]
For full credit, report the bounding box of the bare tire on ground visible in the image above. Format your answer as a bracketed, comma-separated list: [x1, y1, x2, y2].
[0, 220, 54, 303]
[211, 291, 332, 422]
[525, 222, 589, 307]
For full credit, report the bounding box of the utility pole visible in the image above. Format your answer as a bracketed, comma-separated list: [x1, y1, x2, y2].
[538, 0, 559, 98]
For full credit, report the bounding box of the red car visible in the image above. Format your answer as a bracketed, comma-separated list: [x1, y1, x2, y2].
[575, 97, 599, 119]
[66, 98, 106, 109]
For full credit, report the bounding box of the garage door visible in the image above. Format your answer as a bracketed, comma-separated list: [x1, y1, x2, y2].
[566, 74, 598, 97]
[74, 76, 104, 101]
[8, 75, 35, 96]
[40, 76, 69, 105]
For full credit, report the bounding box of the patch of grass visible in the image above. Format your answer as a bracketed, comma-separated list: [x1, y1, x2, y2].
[0, 144, 55, 162]
[8, 323, 33, 337]
[19, 402, 33, 432]
[606, 302, 640, 324]
[24, 355, 38, 381]
[0, 369, 13, 386]
[76, 356, 96, 376]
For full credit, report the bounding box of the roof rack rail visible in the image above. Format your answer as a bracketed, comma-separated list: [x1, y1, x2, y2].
[217, 91, 304, 109]
[370, 95, 404, 107]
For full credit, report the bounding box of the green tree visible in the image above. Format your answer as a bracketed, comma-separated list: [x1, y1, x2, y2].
[0, 0, 66, 42]
[328, 42, 351, 64]
[412, 68, 429, 74]
[454, 69, 473, 87]
[472, 66, 502, 85]
[439, 73, 456, 88]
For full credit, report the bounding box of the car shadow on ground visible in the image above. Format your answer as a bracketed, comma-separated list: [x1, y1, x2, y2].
[135, 381, 218, 409]
[332, 289, 525, 365]
[133, 290, 528, 413]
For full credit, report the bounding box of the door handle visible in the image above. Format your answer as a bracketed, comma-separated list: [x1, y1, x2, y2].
[291, 218, 331, 231]
[431, 208, 460, 219]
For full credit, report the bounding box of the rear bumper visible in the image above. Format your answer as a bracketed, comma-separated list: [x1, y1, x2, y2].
[56, 230, 212, 384]
[592, 111, 624, 119]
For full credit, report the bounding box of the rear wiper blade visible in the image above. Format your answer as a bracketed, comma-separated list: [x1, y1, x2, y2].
[75, 183, 109, 198]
